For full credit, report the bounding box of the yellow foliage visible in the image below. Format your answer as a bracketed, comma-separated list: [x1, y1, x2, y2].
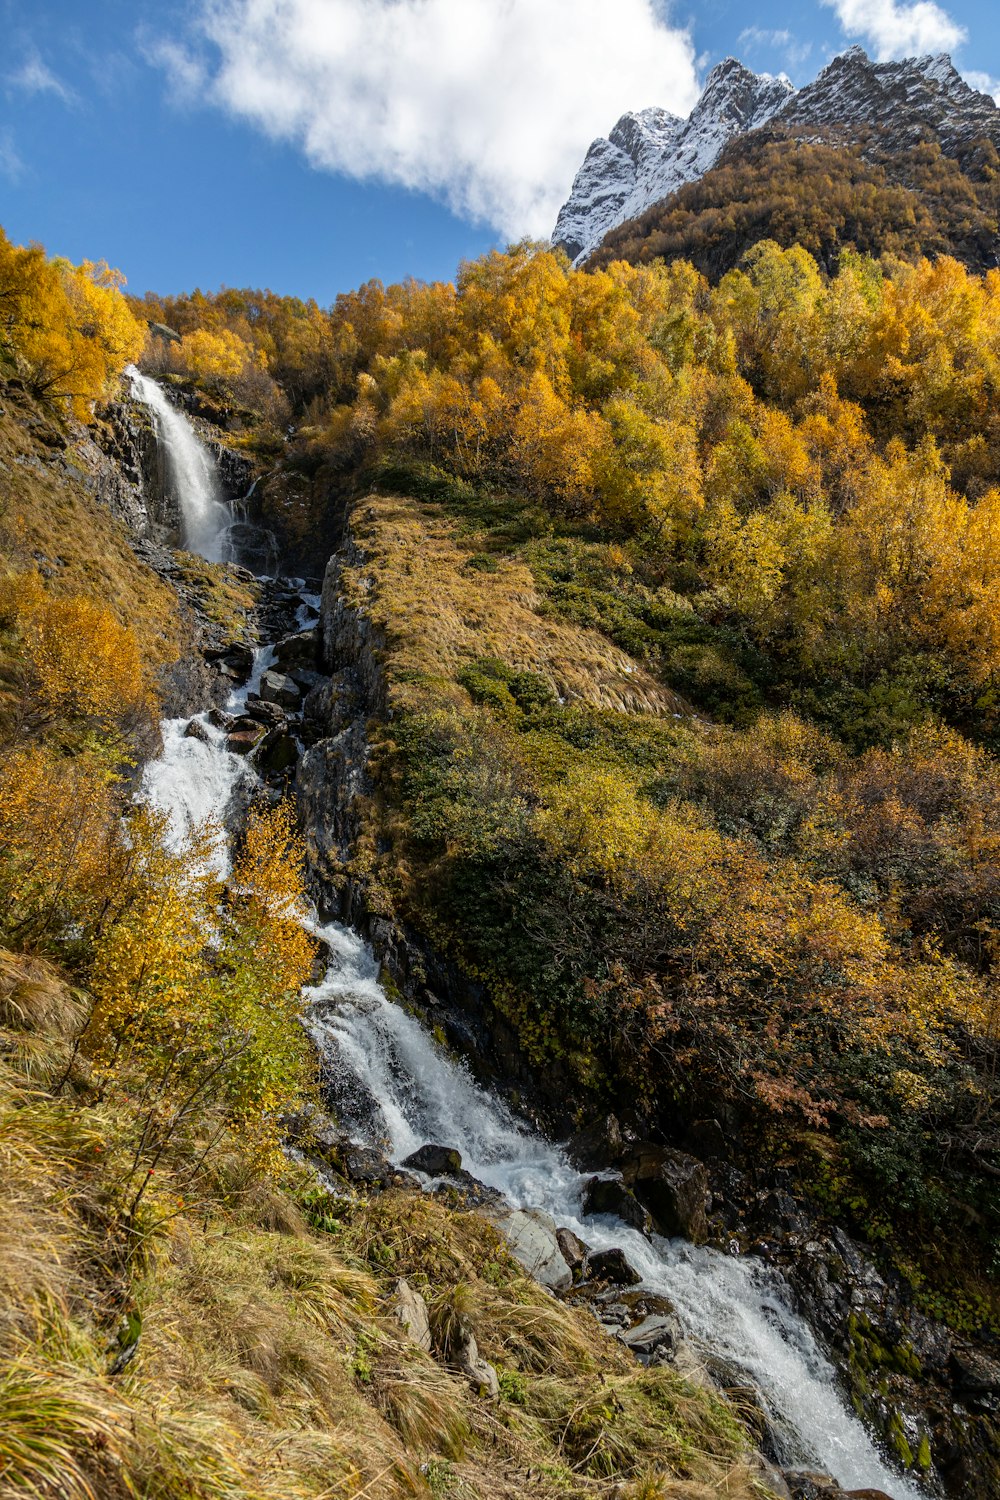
[0, 229, 144, 418]
[0, 569, 153, 746]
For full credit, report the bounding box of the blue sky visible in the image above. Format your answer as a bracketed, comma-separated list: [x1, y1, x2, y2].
[0, 0, 997, 305]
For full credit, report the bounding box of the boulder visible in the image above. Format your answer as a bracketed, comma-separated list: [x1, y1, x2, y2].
[782, 1475, 844, 1500]
[620, 1146, 710, 1244]
[582, 1172, 652, 1235]
[227, 726, 265, 756]
[583, 1247, 642, 1286]
[184, 718, 212, 744]
[566, 1113, 624, 1170]
[619, 1311, 682, 1365]
[491, 1208, 573, 1292]
[402, 1143, 463, 1177]
[205, 642, 254, 681]
[260, 669, 302, 708]
[556, 1227, 590, 1275]
[454, 1327, 499, 1400]
[273, 628, 319, 672]
[951, 1346, 1000, 1395]
[255, 730, 299, 774]
[244, 695, 287, 726]
[429, 1168, 506, 1210]
[289, 667, 325, 694]
[340, 1144, 413, 1191]
[393, 1279, 432, 1352]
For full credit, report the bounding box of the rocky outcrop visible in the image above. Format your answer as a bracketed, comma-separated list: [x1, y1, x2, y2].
[620, 1145, 711, 1245]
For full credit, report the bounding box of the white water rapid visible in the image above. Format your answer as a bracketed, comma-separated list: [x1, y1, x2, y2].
[127, 366, 232, 562]
[303, 927, 923, 1499]
[133, 394, 923, 1500]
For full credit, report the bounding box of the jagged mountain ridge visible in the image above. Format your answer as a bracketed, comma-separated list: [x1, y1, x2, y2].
[554, 46, 1000, 265]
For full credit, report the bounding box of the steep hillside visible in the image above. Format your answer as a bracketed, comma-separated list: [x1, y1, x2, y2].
[589, 127, 1000, 278]
[0, 238, 776, 1500]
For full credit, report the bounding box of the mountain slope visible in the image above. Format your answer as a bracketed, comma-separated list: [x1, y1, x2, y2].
[554, 47, 1000, 269]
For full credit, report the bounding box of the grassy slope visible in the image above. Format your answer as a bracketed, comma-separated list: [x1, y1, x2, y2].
[0, 938, 770, 1500]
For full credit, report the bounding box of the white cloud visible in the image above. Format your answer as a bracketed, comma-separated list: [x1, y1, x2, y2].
[822, 0, 966, 60]
[155, 0, 699, 238]
[965, 69, 1000, 103]
[8, 49, 75, 104]
[0, 127, 23, 182]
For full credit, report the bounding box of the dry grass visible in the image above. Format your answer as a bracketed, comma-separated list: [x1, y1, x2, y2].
[342, 495, 689, 716]
[0, 954, 776, 1500]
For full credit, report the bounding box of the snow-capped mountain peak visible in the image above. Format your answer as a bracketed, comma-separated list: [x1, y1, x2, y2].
[553, 60, 793, 265]
[553, 47, 1000, 266]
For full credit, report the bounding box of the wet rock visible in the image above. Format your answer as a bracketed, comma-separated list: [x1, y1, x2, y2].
[244, 695, 287, 727]
[556, 1227, 590, 1275]
[227, 726, 266, 756]
[566, 1113, 624, 1170]
[273, 628, 319, 672]
[255, 729, 299, 774]
[583, 1247, 642, 1287]
[205, 641, 254, 682]
[206, 707, 235, 731]
[951, 1346, 1000, 1394]
[491, 1208, 573, 1292]
[340, 1144, 413, 1191]
[582, 1172, 652, 1235]
[184, 718, 212, 744]
[620, 1145, 710, 1244]
[429, 1169, 506, 1211]
[402, 1143, 463, 1176]
[618, 1311, 682, 1365]
[393, 1279, 432, 1353]
[782, 1474, 841, 1500]
[260, 669, 301, 708]
[684, 1117, 729, 1160]
[289, 667, 325, 694]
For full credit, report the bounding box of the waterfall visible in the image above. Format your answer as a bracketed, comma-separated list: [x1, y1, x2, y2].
[127, 366, 231, 562]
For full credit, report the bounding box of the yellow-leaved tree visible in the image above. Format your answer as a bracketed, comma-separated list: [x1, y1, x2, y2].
[0, 229, 144, 418]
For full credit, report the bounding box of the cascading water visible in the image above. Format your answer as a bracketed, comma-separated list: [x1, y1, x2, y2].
[303, 928, 923, 1498]
[134, 411, 924, 1500]
[127, 365, 232, 562]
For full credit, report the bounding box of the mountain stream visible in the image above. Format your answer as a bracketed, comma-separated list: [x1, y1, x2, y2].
[130, 372, 923, 1499]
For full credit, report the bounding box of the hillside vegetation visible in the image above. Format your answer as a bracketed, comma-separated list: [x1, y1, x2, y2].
[173, 240, 1000, 1323]
[590, 127, 1000, 279]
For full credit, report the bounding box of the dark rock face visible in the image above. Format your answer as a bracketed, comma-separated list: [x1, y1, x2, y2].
[619, 1311, 682, 1364]
[556, 1227, 590, 1274]
[582, 1172, 652, 1235]
[566, 1113, 625, 1170]
[582, 1247, 642, 1287]
[402, 1143, 463, 1176]
[620, 1145, 710, 1244]
[260, 669, 301, 708]
[273, 629, 319, 673]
